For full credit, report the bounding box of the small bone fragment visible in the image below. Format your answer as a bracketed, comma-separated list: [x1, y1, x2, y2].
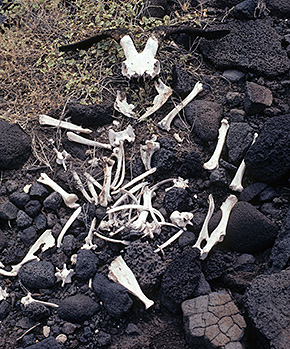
[120, 34, 160, 79]
[173, 133, 184, 143]
[170, 211, 193, 228]
[108, 256, 154, 309]
[114, 91, 135, 118]
[203, 118, 229, 170]
[67, 132, 112, 150]
[94, 232, 130, 246]
[37, 173, 79, 209]
[138, 79, 173, 121]
[99, 157, 115, 207]
[229, 132, 258, 192]
[140, 134, 160, 171]
[23, 184, 32, 194]
[81, 218, 97, 250]
[55, 264, 75, 287]
[200, 194, 238, 260]
[0, 230, 55, 277]
[165, 177, 189, 192]
[54, 148, 71, 171]
[193, 194, 215, 254]
[39, 114, 92, 134]
[21, 292, 59, 308]
[72, 171, 93, 203]
[0, 286, 9, 301]
[108, 125, 135, 147]
[154, 229, 184, 253]
[57, 206, 82, 248]
[158, 82, 203, 131]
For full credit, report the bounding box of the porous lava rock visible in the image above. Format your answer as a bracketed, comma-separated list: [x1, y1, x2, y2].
[0, 200, 19, 220]
[209, 201, 278, 254]
[244, 115, 290, 183]
[93, 273, 133, 318]
[163, 187, 193, 214]
[185, 100, 223, 141]
[75, 249, 99, 281]
[19, 260, 56, 289]
[160, 247, 202, 314]
[199, 19, 290, 77]
[266, 0, 290, 17]
[226, 123, 254, 163]
[0, 120, 31, 170]
[22, 302, 50, 321]
[171, 64, 192, 96]
[58, 294, 100, 323]
[243, 82, 273, 115]
[244, 269, 290, 349]
[23, 336, 61, 349]
[177, 151, 203, 179]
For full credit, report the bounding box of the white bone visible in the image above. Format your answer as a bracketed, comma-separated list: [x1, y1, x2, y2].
[203, 118, 229, 170]
[81, 217, 97, 250]
[114, 91, 135, 118]
[0, 286, 9, 301]
[199, 194, 238, 260]
[170, 211, 193, 228]
[158, 82, 203, 131]
[87, 179, 99, 205]
[84, 172, 103, 191]
[110, 145, 126, 191]
[154, 228, 184, 253]
[229, 132, 258, 192]
[138, 79, 173, 121]
[0, 230, 55, 277]
[54, 148, 71, 171]
[120, 34, 160, 79]
[37, 173, 79, 209]
[94, 232, 130, 246]
[21, 292, 59, 308]
[39, 114, 92, 134]
[108, 125, 135, 147]
[55, 264, 75, 287]
[99, 157, 115, 207]
[72, 171, 94, 203]
[108, 256, 154, 309]
[165, 177, 189, 192]
[23, 184, 32, 194]
[57, 206, 82, 248]
[67, 131, 112, 150]
[140, 135, 160, 170]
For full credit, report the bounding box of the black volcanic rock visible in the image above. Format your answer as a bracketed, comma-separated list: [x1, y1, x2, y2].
[19, 260, 56, 289]
[244, 115, 290, 183]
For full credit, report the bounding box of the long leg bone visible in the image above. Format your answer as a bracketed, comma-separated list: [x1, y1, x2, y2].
[39, 114, 92, 134]
[229, 132, 258, 192]
[158, 82, 203, 132]
[37, 173, 79, 209]
[108, 256, 154, 309]
[138, 79, 173, 121]
[203, 118, 229, 170]
[140, 135, 160, 171]
[99, 157, 115, 207]
[67, 132, 112, 150]
[57, 206, 82, 248]
[114, 91, 135, 118]
[199, 194, 238, 260]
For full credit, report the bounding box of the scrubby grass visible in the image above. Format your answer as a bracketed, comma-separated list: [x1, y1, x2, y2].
[0, 0, 209, 124]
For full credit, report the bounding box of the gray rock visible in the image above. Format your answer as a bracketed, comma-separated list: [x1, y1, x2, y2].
[258, 187, 277, 201]
[43, 192, 62, 211]
[209, 167, 230, 187]
[0, 229, 7, 252]
[22, 337, 61, 349]
[0, 200, 19, 220]
[0, 300, 10, 320]
[93, 273, 133, 318]
[29, 182, 49, 198]
[9, 191, 30, 209]
[244, 82, 273, 115]
[199, 19, 290, 77]
[152, 148, 177, 176]
[226, 122, 254, 163]
[75, 249, 99, 281]
[58, 294, 100, 322]
[172, 64, 192, 95]
[233, 0, 258, 19]
[24, 200, 42, 218]
[0, 120, 31, 170]
[239, 182, 268, 202]
[16, 210, 33, 229]
[244, 270, 290, 348]
[34, 213, 47, 231]
[177, 151, 203, 179]
[209, 201, 278, 253]
[226, 92, 242, 108]
[222, 70, 245, 83]
[229, 109, 245, 122]
[182, 290, 246, 348]
[185, 100, 223, 141]
[22, 302, 50, 321]
[244, 115, 290, 183]
[163, 187, 193, 214]
[266, 0, 290, 17]
[19, 260, 56, 289]
[19, 226, 37, 246]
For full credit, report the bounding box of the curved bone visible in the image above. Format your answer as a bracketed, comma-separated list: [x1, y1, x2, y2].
[84, 172, 103, 190]
[154, 228, 184, 253]
[203, 118, 229, 170]
[67, 132, 112, 150]
[99, 157, 115, 207]
[114, 91, 135, 118]
[120, 35, 160, 79]
[87, 179, 99, 205]
[110, 145, 126, 191]
[39, 114, 92, 134]
[140, 135, 160, 170]
[109, 256, 154, 309]
[72, 171, 94, 203]
[138, 79, 173, 121]
[170, 211, 193, 228]
[57, 206, 82, 248]
[158, 82, 203, 132]
[229, 132, 258, 192]
[37, 173, 79, 209]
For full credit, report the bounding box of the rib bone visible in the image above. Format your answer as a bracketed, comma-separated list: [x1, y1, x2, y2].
[67, 132, 112, 150]
[108, 256, 154, 309]
[229, 132, 258, 192]
[138, 79, 173, 121]
[158, 82, 203, 132]
[203, 118, 229, 170]
[21, 292, 59, 308]
[39, 114, 92, 134]
[72, 171, 93, 203]
[99, 157, 115, 207]
[37, 173, 79, 209]
[57, 206, 82, 248]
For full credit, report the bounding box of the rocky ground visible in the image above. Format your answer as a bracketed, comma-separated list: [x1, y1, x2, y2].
[1, 0, 290, 348]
